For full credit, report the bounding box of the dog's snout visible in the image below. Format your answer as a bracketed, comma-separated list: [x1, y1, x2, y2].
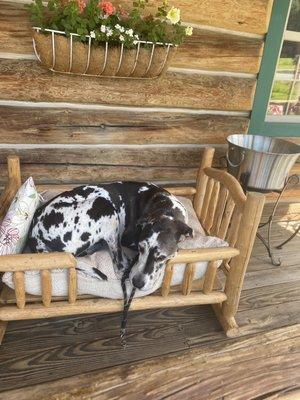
[132, 275, 145, 289]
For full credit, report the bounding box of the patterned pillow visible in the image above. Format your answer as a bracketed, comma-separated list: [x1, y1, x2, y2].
[0, 177, 40, 255]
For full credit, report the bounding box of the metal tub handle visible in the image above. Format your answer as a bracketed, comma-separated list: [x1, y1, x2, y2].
[226, 148, 245, 168]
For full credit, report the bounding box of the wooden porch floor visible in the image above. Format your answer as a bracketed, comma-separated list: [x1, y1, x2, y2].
[0, 220, 299, 399]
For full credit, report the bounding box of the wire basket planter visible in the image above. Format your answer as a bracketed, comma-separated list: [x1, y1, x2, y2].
[32, 27, 177, 79]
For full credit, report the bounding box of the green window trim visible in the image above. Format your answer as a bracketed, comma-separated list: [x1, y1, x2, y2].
[249, 0, 300, 137]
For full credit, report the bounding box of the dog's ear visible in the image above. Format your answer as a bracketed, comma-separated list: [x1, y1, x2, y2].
[176, 221, 194, 241]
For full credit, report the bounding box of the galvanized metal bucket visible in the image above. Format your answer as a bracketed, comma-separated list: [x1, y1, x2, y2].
[226, 134, 300, 192]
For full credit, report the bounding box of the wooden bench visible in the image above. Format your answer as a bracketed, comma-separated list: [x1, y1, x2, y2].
[0, 148, 265, 343]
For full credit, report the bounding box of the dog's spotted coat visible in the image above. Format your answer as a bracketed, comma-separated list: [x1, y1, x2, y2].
[28, 182, 193, 290]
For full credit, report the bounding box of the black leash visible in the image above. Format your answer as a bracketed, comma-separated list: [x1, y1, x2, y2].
[120, 284, 136, 349]
[120, 263, 137, 349]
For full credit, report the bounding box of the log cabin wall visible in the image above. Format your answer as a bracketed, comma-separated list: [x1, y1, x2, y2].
[0, 0, 274, 186]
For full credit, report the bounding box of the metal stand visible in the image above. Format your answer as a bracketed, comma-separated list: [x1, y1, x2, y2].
[256, 174, 299, 266]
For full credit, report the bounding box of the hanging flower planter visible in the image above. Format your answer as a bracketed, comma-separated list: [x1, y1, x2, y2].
[33, 28, 176, 78]
[27, 0, 193, 79]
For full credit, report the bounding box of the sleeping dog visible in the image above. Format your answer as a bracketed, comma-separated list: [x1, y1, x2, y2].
[28, 182, 193, 291]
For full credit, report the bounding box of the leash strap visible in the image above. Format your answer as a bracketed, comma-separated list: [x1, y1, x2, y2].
[120, 268, 136, 349]
[120, 253, 139, 348]
[120, 287, 136, 348]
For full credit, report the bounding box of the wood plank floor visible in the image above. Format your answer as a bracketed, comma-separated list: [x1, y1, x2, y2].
[0, 220, 299, 399]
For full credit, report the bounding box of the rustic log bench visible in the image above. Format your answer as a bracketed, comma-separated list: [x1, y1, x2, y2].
[0, 148, 265, 344]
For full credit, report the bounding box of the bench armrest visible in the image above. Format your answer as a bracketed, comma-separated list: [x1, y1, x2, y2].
[169, 247, 239, 265]
[0, 252, 77, 272]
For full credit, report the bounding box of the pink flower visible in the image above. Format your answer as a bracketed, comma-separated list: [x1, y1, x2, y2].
[98, 1, 116, 16]
[118, 5, 127, 16]
[0, 221, 20, 255]
[268, 104, 283, 116]
[77, 0, 86, 13]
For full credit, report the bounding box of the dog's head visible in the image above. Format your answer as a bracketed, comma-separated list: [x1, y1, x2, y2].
[129, 215, 193, 291]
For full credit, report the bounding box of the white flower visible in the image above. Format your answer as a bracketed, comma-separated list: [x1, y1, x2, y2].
[133, 40, 138, 45]
[106, 29, 113, 37]
[119, 35, 125, 41]
[125, 28, 133, 37]
[90, 30, 96, 38]
[185, 26, 193, 36]
[134, 34, 139, 40]
[115, 24, 125, 32]
[100, 25, 106, 33]
[166, 7, 181, 24]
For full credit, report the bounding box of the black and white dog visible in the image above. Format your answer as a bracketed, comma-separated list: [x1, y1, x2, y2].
[28, 182, 193, 291]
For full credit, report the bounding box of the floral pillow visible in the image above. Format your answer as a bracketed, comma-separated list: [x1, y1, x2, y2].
[0, 177, 40, 255]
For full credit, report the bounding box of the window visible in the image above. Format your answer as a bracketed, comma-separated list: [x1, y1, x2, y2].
[249, 0, 300, 136]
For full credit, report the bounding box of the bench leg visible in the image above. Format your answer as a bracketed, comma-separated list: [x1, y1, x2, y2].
[212, 304, 239, 338]
[0, 320, 8, 345]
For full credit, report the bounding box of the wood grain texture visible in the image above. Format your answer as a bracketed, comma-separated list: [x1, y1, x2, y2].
[263, 201, 300, 222]
[0, 306, 225, 392]
[0, 2, 264, 73]
[177, 30, 264, 73]
[285, 137, 300, 145]
[0, 304, 220, 355]
[266, 186, 300, 204]
[0, 0, 273, 38]
[0, 106, 249, 145]
[0, 252, 76, 272]
[1, 324, 299, 399]
[0, 220, 298, 394]
[0, 163, 198, 184]
[0, 1, 31, 55]
[0, 292, 227, 321]
[13, 272, 25, 309]
[238, 280, 300, 312]
[0, 321, 7, 345]
[170, 247, 239, 264]
[223, 192, 265, 319]
[123, 0, 274, 35]
[193, 147, 215, 217]
[0, 60, 256, 111]
[41, 270, 52, 307]
[0, 146, 225, 168]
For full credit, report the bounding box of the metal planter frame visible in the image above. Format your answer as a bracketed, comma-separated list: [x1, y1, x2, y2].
[33, 27, 176, 79]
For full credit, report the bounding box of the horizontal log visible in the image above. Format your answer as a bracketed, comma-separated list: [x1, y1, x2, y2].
[177, 30, 263, 73]
[0, 106, 249, 145]
[0, 2, 264, 73]
[0, 60, 256, 111]
[8, 184, 195, 195]
[0, 292, 227, 321]
[0, 163, 198, 185]
[1, 0, 273, 38]
[0, 252, 76, 272]
[0, 1, 31, 55]
[138, 0, 273, 35]
[0, 146, 225, 167]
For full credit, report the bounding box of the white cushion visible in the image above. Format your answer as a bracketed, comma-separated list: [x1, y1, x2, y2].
[2, 193, 228, 299]
[0, 177, 40, 255]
